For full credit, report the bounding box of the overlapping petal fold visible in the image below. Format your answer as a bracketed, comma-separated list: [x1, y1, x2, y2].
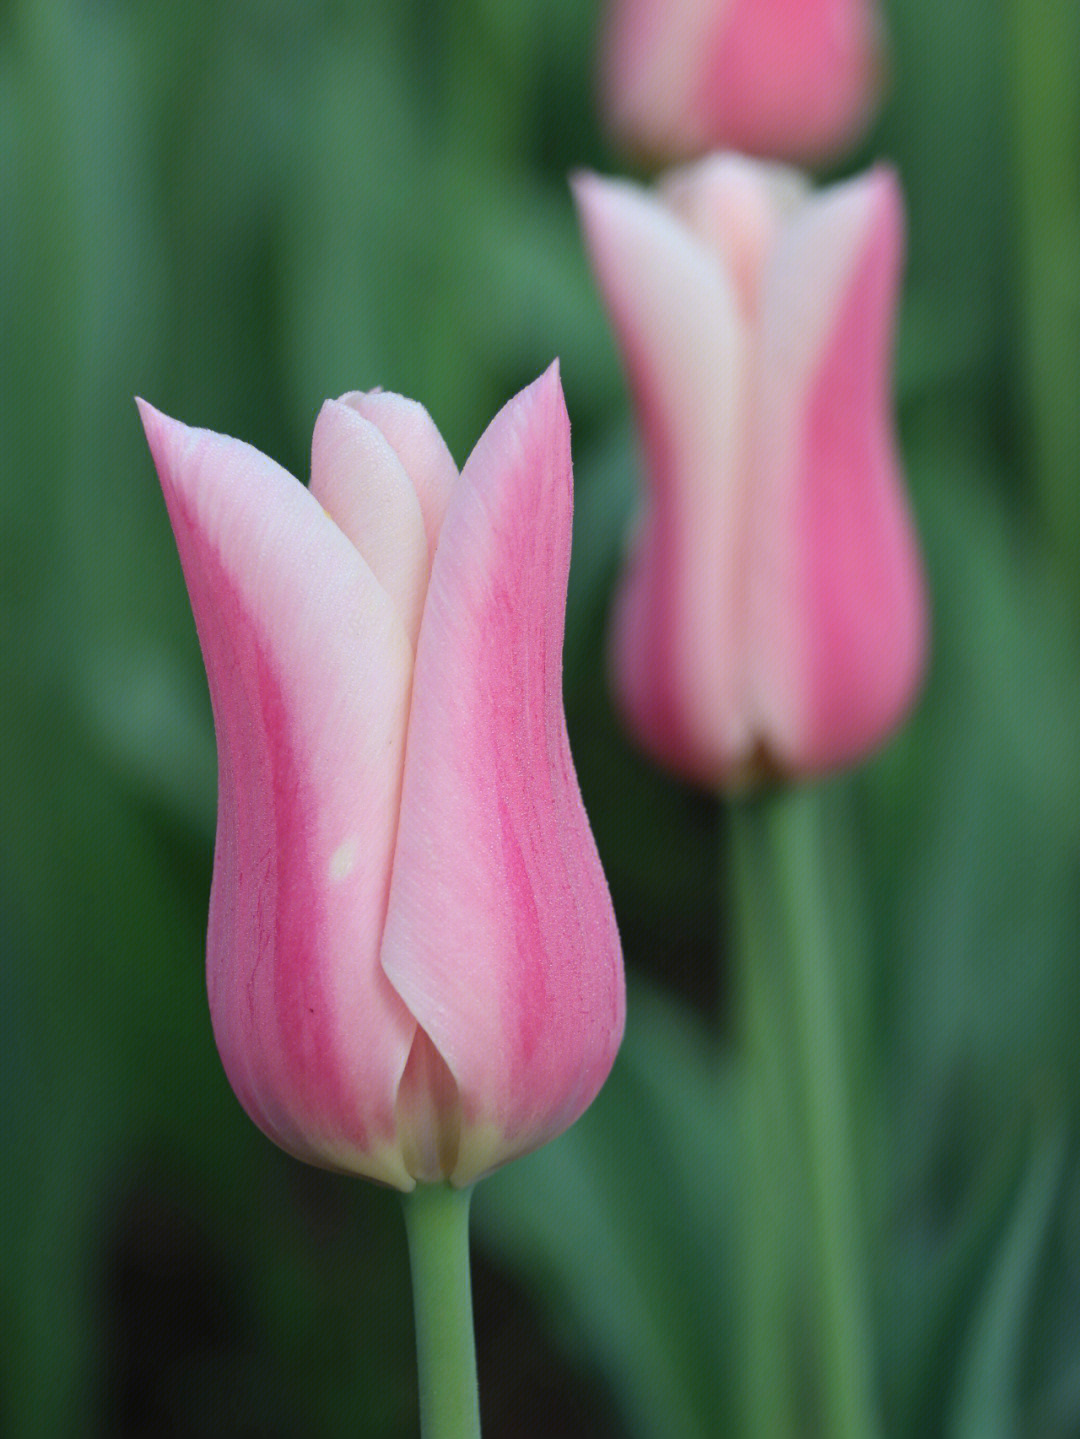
[380, 365, 625, 1184]
[310, 399, 430, 647]
[660, 155, 808, 319]
[337, 390, 458, 565]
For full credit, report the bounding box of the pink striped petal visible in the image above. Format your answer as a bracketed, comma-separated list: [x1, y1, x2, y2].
[138, 402, 418, 1188]
[660, 154, 808, 322]
[573, 170, 751, 783]
[600, 0, 726, 161]
[310, 399, 430, 647]
[380, 365, 625, 1184]
[698, 0, 884, 163]
[600, 0, 884, 164]
[337, 390, 458, 566]
[749, 168, 927, 772]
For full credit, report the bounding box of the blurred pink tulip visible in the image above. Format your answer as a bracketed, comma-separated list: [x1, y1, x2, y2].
[139, 366, 624, 1190]
[599, 0, 885, 165]
[574, 158, 927, 789]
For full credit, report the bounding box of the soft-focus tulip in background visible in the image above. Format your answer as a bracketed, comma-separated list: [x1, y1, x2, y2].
[575, 159, 926, 788]
[139, 372, 623, 1192]
[599, 0, 885, 164]
[4, 1, 1080, 1436]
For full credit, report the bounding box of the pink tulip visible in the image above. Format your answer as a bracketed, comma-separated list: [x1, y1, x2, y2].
[573, 158, 927, 789]
[139, 366, 624, 1190]
[599, 0, 885, 165]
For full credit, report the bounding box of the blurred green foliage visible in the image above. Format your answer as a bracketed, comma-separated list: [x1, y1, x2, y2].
[2, 0, 1079, 1435]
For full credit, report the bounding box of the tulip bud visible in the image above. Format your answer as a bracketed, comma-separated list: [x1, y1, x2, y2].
[139, 366, 625, 1190]
[599, 0, 885, 165]
[573, 158, 927, 789]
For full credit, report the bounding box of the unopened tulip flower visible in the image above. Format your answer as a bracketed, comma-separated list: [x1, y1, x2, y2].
[599, 0, 885, 165]
[139, 366, 624, 1192]
[574, 158, 927, 789]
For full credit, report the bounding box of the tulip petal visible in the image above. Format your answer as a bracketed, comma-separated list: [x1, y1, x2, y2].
[138, 402, 419, 1188]
[749, 169, 927, 772]
[659, 154, 808, 322]
[600, 0, 728, 160]
[601, 0, 882, 164]
[380, 366, 625, 1184]
[337, 390, 458, 566]
[310, 399, 430, 647]
[699, 0, 884, 163]
[573, 171, 752, 782]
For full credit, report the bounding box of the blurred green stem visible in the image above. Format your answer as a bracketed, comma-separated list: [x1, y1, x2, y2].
[1006, 0, 1080, 571]
[402, 1183, 482, 1439]
[444, 0, 522, 165]
[731, 808, 798, 1439]
[730, 786, 880, 1439]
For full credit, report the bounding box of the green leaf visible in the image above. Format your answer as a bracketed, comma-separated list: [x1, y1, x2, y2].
[948, 1125, 1070, 1439]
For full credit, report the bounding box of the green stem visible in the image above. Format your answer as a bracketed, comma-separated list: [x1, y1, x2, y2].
[730, 786, 880, 1439]
[1006, 0, 1080, 571]
[730, 809, 798, 1439]
[401, 1183, 482, 1439]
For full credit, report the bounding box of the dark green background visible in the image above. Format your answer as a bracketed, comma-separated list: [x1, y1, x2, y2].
[3, 1, 1079, 1434]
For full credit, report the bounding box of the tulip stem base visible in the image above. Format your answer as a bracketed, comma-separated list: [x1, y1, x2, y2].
[731, 784, 880, 1439]
[402, 1182, 482, 1439]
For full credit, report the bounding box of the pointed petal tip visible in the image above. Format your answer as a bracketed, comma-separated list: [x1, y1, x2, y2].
[530, 357, 565, 412]
[315, 394, 361, 439]
[484, 364, 569, 452]
[569, 169, 637, 235]
[840, 162, 905, 249]
[135, 398, 214, 468]
[572, 167, 627, 213]
[867, 161, 901, 200]
[568, 167, 598, 205]
[135, 398, 198, 493]
[134, 395, 166, 440]
[135, 395, 185, 431]
[867, 163, 905, 244]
